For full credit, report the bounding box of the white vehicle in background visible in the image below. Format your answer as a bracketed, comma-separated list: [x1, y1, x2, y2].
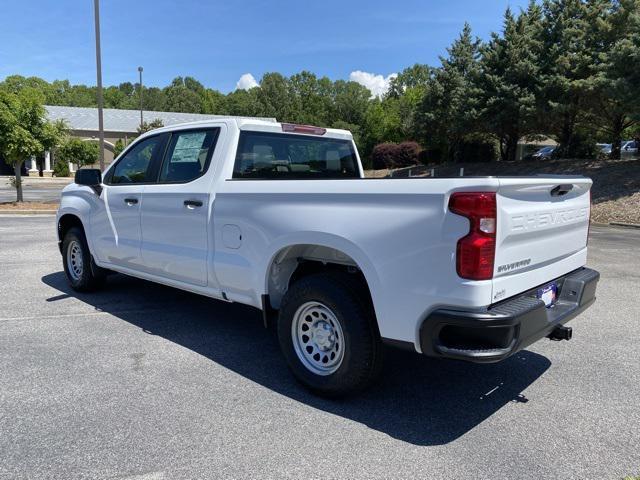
[56, 118, 600, 397]
[622, 140, 638, 156]
[597, 143, 612, 155]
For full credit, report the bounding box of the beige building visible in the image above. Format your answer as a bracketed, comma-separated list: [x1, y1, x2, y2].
[30, 106, 245, 174]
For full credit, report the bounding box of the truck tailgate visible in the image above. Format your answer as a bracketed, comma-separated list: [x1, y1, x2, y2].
[492, 177, 592, 303]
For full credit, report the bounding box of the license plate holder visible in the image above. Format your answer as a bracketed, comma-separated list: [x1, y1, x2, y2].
[537, 282, 558, 308]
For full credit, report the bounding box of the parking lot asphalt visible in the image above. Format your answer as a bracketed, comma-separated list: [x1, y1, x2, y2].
[0, 216, 638, 479]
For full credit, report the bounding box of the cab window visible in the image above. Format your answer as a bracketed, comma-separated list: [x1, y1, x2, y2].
[158, 129, 219, 183]
[233, 131, 359, 179]
[109, 135, 165, 184]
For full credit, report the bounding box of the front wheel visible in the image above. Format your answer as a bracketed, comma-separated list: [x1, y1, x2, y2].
[277, 271, 383, 397]
[62, 227, 106, 292]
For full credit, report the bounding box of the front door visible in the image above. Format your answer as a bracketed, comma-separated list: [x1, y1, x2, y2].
[90, 133, 168, 268]
[140, 128, 220, 286]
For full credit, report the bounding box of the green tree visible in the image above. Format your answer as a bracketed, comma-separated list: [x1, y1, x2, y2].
[57, 138, 99, 169]
[383, 64, 432, 143]
[113, 138, 128, 158]
[0, 88, 50, 201]
[202, 88, 227, 114]
[42, 119, 69, 151]
[225, 88, 262, 116]
[42, 119, 69, 176]
[360, 99, 404, 159]
[537, 0, 601, 158]
[137, 118, 164, 134]
[288, 71, 331, 125]
[256, 73, 293, 121]
[476, 4, 543, 161]
[386, 64, 432, 98]
[591, 0, 640, 158]
[414, 23, 483, 162]
[162, 77, 204, 113]
[332, 80, 372, 127]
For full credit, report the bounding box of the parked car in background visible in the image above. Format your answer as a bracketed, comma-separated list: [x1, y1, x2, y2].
[526, 145, 556, 161]
[597, 143, 612, 155]
[622, 140, 638, 155]
[56, 118, 599, 396]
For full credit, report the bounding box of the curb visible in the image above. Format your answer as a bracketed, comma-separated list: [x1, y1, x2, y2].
[609, 221, 640, 229]
[0, 210, 56, 215]
[591, 221, 640, 229]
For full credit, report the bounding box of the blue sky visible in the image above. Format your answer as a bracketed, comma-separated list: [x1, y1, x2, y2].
[1, 0, 530, 94]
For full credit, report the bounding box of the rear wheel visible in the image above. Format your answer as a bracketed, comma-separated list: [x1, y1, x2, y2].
[277, 271, 383, 397]
[62, 227, 106, 292]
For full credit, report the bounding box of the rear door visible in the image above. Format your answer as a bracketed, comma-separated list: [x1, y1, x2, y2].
[492, 177, 592, 302]
[139, 127, 221, 287]
[91, 133, 168, 268]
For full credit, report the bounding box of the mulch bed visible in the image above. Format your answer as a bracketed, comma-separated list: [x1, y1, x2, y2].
[0, 201, 58, 210]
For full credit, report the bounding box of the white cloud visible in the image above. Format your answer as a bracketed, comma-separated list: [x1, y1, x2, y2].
[349, 70, 397, 98]
[235, 73, 259, 91]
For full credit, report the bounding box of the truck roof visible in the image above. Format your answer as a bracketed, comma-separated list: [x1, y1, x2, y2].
[143, 117, 353, 141]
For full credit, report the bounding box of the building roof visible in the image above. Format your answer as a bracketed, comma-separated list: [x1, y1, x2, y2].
[45, 105, 275, 134]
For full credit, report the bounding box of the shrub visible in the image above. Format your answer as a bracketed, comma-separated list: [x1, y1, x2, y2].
[371, 143, 397, 169]
[371, 141, 422, 169]
[57, 138, 99, 168]
[113, 139, 126, 158]
[137, 118, 164, 134]
[53, 160, 70, 177]
[396, 142, 421, 168]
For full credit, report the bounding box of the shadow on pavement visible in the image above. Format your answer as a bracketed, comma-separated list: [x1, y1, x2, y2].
[42, 270, 551, 446]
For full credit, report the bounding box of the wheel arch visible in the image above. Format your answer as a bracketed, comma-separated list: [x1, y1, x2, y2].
[57, 213, 86, 244]
[263, 235, 380, 314]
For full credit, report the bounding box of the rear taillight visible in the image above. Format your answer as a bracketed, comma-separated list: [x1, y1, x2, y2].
[281, 123, 327, 135]
[448, 192, 497, 280]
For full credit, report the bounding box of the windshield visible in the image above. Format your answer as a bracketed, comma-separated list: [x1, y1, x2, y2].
[233, 131, 360, 180]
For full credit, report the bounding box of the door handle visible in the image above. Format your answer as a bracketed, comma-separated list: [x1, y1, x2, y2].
[184, 200, 203, 208]
[124, 198, 138, 205]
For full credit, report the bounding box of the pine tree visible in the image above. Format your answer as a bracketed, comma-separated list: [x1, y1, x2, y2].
[538, 0, 601, 158]
[592, 0, 640, 158]
[476, 3, 544, 162]
[414, 23, 483, 162]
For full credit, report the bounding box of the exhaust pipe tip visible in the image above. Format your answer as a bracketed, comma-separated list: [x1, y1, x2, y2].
[548, 325, 572, 341]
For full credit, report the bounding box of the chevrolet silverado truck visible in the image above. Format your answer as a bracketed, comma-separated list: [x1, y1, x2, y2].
[56, 118, 600, 396]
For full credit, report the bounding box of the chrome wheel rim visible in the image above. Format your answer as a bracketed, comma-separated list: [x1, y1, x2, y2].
[66, 240, 83, 281]
[291, 301, 345, 376]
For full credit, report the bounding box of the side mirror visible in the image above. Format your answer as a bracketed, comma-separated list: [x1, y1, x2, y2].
[75, 168, 102, 195]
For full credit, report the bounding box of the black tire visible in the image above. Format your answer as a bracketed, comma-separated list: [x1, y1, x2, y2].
[277, 271, 383, 397]
[62, 227, 106, 292]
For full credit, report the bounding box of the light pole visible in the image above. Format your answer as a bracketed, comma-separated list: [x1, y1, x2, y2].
[93, 0, 105, 170]
[138, 66, 144, 130]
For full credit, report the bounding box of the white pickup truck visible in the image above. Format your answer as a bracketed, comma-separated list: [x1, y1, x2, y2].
[57, 118, 599, 396]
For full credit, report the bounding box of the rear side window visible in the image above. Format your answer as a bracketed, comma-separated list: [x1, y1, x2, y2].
[233, 131, 359, 179]
[109, 135, 164, 184]
[159, 129, 219, 183]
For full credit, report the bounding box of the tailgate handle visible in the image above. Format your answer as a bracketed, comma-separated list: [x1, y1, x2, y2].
[550, 184, 573, 197]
